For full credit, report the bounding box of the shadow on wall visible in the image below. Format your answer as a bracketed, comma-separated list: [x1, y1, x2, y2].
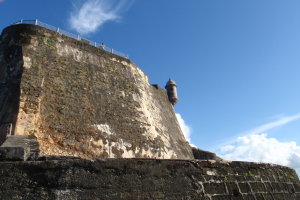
[0, 40, 23, 144]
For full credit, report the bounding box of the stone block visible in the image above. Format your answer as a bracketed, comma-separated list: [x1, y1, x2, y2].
[250, 182, 266, 193]
[203, 183, 227, 195]
[293, 183, 300, 191]
[271, 182, 285, 192]
[212, 195, 244, 200]
[226, 182, 242, 196]
[272, 193, 287, 199]
[192, 147, 218, 160]
[262, 193, 274, 200]
[238, 182, 251, 193]
[242, 194, 256, 200]
[254, 193, 265, 200]
[0, 147, 28, 161]
[0, 135, 39, 161]
[264, 182, 273, 192]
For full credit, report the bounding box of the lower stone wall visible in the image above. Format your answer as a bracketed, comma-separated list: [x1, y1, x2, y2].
[0, 158, 299, 199]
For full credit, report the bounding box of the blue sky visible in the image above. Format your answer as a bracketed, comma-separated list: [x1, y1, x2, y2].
[1, 0, 300, 174]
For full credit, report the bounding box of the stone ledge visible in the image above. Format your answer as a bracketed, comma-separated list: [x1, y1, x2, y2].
[0, 147, 28, 161]
[0, 158, 298, 199]
[0, 135, 39, 161]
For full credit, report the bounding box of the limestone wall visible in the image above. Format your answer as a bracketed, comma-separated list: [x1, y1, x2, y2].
[0, 24, 193, 159]
[0, 158, 299, 199]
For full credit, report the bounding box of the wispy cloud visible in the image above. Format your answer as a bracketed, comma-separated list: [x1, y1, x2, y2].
[176, 113, 191, 143]
[217, 113, 300, 176]
[69, 0, 134, 35]
[219, 134, 300, 176]
[245, 113, 300, 135]
[0, 0, 5, 2]
[214, 113, 300, 150]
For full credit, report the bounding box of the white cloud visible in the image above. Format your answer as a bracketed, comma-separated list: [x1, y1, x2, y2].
[219, 134, 300, 176]
[69, 0, 134, 35]
[245, 113, 300, 135]
[215, 113, 300, 151]
[176, 113, 191, 142]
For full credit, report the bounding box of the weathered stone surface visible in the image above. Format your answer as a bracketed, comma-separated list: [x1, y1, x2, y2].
[0, 158, 299, 200]
[0, 135, 39, 160]
[1, 23, 299, 200]
[192, 147, 222, 160]
[0, 147, 27, 161]
[0, 24, 193, 159]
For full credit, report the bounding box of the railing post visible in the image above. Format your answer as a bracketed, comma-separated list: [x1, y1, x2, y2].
[12, 19, 128, 59]
[8, 123, 12, 136]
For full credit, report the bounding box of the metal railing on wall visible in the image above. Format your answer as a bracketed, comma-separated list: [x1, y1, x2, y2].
[14, 19, 129, 59]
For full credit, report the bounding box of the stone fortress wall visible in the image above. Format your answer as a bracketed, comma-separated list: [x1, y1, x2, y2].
[0, 24, 193, 159]
[0, 24, 299, 199]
